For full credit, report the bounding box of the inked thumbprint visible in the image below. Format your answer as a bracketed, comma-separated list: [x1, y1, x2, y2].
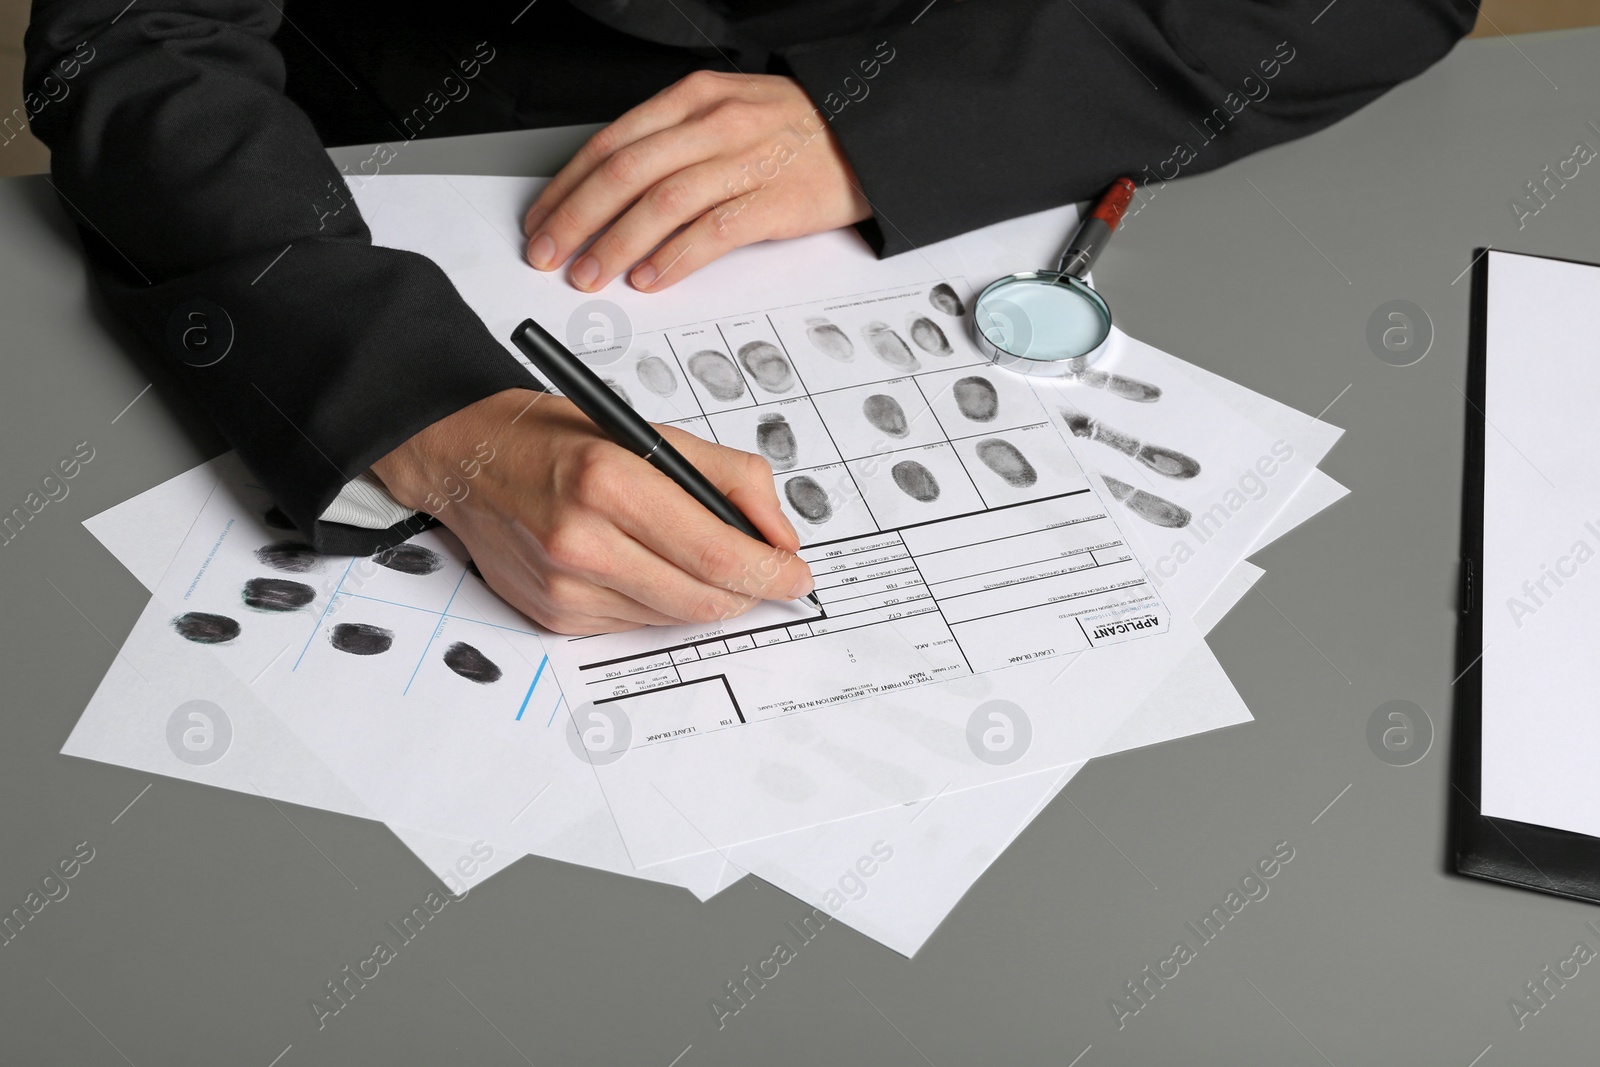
[756, 413, 799, 471]
[929, 282, 965, 316]
[688, 349, 747, 401]
[891, 460, 941, 502]
[738, 340, 796, 394]
[372, 543, 446, 576]
[862, 321, 920, 371]
[602, 377, 631, 405]
[254, 541, 319, 573]
[242, 577, 315, 612]
[976, 439, 1038, 488]
[635, 354, 679, 397]
[443, 641, 503, 684]
[806, 316, 854, 362]
[1103, 476, 1191, 528]
[173, 611, 240, 645]
[784, 475, 833, 525]
[953, 375, 999, 422]
[862, 393, 909, 438]
[330, 622, 394, 656]
[908, 315, 953, 357]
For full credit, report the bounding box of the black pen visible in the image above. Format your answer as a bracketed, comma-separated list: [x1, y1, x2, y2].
[510, 318, 822, 613]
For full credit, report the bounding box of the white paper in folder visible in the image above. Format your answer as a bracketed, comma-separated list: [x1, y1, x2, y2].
[1479, 250, 1600, 839]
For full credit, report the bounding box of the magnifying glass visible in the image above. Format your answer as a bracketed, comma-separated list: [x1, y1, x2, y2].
[971, 177, 1137, 377]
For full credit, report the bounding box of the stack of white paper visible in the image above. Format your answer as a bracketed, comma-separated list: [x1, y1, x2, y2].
[65, 177, 1346, 955]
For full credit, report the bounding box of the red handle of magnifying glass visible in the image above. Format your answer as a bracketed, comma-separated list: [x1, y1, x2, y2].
[1057, 176, 1138, 278]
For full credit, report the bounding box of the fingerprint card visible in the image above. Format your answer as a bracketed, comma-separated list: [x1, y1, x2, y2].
[576, 333, 703, 424]
[847, 441, 987, 529]
[807, 377, 946, 460]
[774, 462, 878, 544]
[667, 327, 754, 414]
[718, 316, 805, 400]
[950, 420, 1087, 508]
[918, 365, 1050, 440]
[705, 398, 841, 474]
[769, 283, 984, 395]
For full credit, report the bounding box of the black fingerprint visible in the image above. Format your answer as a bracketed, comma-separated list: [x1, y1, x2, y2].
[756, 413, 799, 471]
[254, 540, 319, 573]
[263, 506, 296, 531]
[862, 394, 909, 438]
[173, 611, 240, 645]
[330, 622, 394, 656]
[443, 641, 502, 684]
[1104, 476, 1191, 528]
[688, 350, 746, 401]
[975, 439, 1038, 488]
[862, 322, 920, 371]
[1137, 444, 1201, 480]
[635, 354, 679, 397]
[784, 475, 833, 525]
[891, 460, 941, 502]
[242, 577, 316, 612]
[1077, 368, 1162, 403]
[1059, 406, 1096, 438]
[929, 283, 965, 316]
[908, 316, 953, 357]
[602, 377, 631, 406]
[1060, 406, 1200, 479]
[738, 341, 796, 394]
[806, 317, 854, 362]
[372, 543, 446, 576]
[953, 376, 999, 422]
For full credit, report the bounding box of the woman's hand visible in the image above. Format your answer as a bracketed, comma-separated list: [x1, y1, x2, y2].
[371, 389, 815, 635]
[523, 70, 870, 292]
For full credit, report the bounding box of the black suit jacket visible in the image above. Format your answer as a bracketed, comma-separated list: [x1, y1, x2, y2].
[23, 0, 1475, 555]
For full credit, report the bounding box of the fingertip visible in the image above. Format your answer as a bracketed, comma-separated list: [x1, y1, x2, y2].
[523, 205, 548, 238]
[629, 262, 658, 291]
[528, 233, 557, 271]
[570, 255, 600, 291]
[785, 560, 816, 601]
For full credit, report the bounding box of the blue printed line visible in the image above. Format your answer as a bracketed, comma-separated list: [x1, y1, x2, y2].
[515, 655, 549, 721]
[293, 557, 356, 671]
[545, 693, 565, 728]
[403, 568, 469, 695]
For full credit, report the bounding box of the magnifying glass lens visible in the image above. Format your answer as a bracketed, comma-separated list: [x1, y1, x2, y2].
[972, 273, 1112, 373]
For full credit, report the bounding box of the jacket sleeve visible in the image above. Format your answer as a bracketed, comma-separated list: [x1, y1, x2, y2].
[24, 0, 536, 555]
[778, 0, 1477, 256]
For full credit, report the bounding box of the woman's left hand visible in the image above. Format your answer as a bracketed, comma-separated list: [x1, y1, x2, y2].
[522, 71, 871, 293]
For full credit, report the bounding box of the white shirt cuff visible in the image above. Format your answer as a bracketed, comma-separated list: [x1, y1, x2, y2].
[317, 469, 419, 529]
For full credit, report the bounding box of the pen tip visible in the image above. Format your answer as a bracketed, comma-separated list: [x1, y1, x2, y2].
[805, 592, 824, 612]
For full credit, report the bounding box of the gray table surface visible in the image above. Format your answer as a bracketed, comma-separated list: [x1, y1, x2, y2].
[4, 27, 1599, 1067]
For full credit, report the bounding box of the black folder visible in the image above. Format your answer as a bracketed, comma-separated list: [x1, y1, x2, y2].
[1452, 247, 1600, 902]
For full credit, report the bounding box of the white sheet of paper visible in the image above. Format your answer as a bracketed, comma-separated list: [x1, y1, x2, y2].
[716, 471, 1342, 949]
[726, 637, 1252, 955]
[1477, 250, 1600, 837]
[1031, 330, 1314, 615]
